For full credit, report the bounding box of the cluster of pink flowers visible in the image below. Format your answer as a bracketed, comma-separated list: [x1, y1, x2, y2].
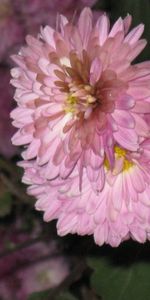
[0, 227, 68, 300]
[0, 0, 98, 158]
[11, 7, 150, 247]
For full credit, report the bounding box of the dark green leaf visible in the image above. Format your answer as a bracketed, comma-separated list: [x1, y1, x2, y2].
[88, 255, 150, 300]
[0, 192, 12, 217]
[28, 290, 78, 300]
[55, 292, 78, 300]
[28, 290, 50, 300]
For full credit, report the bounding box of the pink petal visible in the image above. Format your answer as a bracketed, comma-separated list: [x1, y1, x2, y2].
[116, 94, 135, 110]
[112, 110, 135, 129]
[22, 138, 41, 160]
[132, 101, 150, 113]
[109, 17, 124, 37]
[123, 14, 132, 34]
[124, 24, 144, 45]
[130, 166, 146, 193]
[90, 58, 102, 85]
[127, 39, 147, 61]
[78, 7, 92, 49]
[114, 127, 138, 151]
[112, 175, 123, 211]
[96, 14, 109, 45]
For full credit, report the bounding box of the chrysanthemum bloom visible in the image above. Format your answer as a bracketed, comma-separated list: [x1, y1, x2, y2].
[11, 8, 150, 191]
[19, 139, 150, 247]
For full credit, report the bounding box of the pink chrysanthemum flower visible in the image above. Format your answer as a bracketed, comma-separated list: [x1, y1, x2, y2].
[11, 8, 150, 191]
[19, 139, 150, 247]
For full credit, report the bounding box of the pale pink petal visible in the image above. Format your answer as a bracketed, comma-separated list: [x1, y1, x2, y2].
[109, 17, 124, 37]
[96, 14, 109, 45]
[78, 7, 92, 49]
[112, 110, 135, 129]
[124, 24, 144, 45]
[114, 127, 138, 151]
[90, 58, 102, 85]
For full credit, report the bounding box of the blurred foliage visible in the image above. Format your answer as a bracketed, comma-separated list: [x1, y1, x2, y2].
[28, 290, 50, 300]
[0, 191, 12, 217]
[28, 291, 78, 300]
[88, 255, 150, 300]
[56, 293, 78, 300]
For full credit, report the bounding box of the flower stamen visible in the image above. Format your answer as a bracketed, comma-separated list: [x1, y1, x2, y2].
[105, 145, 134, 172]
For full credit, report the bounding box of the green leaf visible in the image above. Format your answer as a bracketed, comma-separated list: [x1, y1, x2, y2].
[88, 254, 150, 300]
[28, 290, 78, 300]
[55, 292, 78, 300]
[28, 290, 49, 300]
[0, 191, 12, 217]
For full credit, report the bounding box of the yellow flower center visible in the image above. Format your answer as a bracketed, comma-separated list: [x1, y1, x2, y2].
[64, 84, 97, 118]
[115, 146, 134, 171]
[123, 159, 134, 171]
[114, 146, 126, 157]
[105, 146, 134, 172]
[64, 94, 78, 114]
